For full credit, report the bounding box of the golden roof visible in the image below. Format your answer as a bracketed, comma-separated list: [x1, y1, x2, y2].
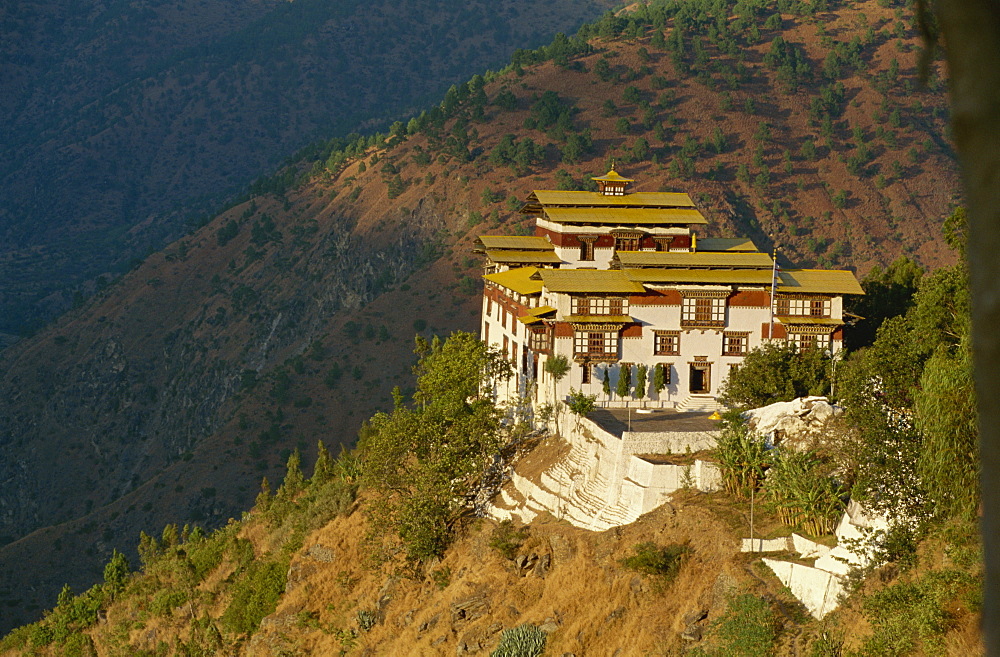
[778, 269, 864, 295]
[484, 266, 543, 295]
[484, 249, 563, 264]
[623, 268, 775, 285]
[542, 206, 707, 225]
[591, 168, 634, 183]
[525, 305, 557, 317]
[536, 269, 646, 294]
[696, 237, 761, 252]
[517, 305, 557, 324]
[475, 235, 553, 251]
[615, 251, 774, 269]
[523, 190, 695, 210]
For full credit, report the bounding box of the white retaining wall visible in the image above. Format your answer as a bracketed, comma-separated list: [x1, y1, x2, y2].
[763, 559, 845, 619]
[489, 414, 720, 531]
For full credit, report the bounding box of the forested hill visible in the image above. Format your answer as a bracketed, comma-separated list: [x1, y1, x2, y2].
[0, 0, 611, 338]
[0, 0, 959, 633]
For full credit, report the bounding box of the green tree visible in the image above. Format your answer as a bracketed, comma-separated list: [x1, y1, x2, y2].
[103, 550, 131, 601]
[312, 440, 335, 485]
[845, 256, 923, 350]
[719, 343, 830, 409]
[653, 363, 668, 394]
[634, 364, 648, 401]
[360, 333, 512, 562]
[616, 363, 632, 399]
[544, 354, 571, 434]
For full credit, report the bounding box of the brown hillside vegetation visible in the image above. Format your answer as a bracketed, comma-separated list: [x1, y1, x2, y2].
[0, 442, 982, 656]
[0, 0, 959, 633]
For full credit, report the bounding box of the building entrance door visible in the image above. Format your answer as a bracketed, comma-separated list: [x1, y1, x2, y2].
[689, 364, 711, 394]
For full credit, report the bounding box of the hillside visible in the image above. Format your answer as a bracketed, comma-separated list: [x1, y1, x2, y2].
[0, 438, 982, 656]
[0, 0, 612, 338]
[0, 0, 960, 632]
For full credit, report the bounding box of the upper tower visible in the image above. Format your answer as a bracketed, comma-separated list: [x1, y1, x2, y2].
[591, 166, 633, 196]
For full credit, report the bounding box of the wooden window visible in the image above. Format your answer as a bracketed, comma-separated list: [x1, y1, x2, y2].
[615, 237, 639, 252]
[582, 363, 592, 384]
[571, 297, 628, 316]
[511, 342, 518, 366]
[788, 332, 832, 352]
[811, 299, 831, 317]
[579, 238, 595, 261]
[681, 297, 725, 327]
[654, 330, 680, 356]
[656, 362, 672, 385]
[501, 307, 507, 329]
[529, 325, 552, 353]
[775, 298, 830, 317]
[512, 313, 517, 337]
[723, 332, 750, 356]
[503, 335, 509, 358]
[573, 331, 617, 358]
[486, 296, 492, 317]
[484, 321, 490, 345]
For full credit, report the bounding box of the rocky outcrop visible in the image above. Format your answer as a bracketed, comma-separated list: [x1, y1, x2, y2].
[743, 396, 843, 451]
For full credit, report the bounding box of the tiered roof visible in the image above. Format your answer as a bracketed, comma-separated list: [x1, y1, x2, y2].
[480, 172, 863, 299]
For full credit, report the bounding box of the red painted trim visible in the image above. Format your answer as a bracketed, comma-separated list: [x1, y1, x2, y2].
[729, 290, 771, 307]
[621, 324, 643, 338]
[630, 289, 681, 305]
[762, 322, 787, 339]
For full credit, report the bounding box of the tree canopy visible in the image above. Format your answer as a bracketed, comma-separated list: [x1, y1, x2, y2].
[359, 332, 512, 562]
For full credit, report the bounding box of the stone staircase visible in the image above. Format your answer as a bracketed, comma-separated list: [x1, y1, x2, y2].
[674, 394, 726, 413]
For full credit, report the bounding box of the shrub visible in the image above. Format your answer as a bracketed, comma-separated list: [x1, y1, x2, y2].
[491, 624, 547, 657]
[489, 520, 529, 560]
[220, 558, 289, 635]
[619, 542, 689, 584]
[710, 594, 780, 657]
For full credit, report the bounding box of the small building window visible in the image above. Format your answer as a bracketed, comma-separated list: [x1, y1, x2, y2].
[654, 330, 680, 356]
[582, 363, 592, 384]
[571, 297, 629, 316]
[788, 332, 832, 352]
[775, 297, 830, 317]
[723, 332, 750, 356]
[579, 237, 596, 261]
[681, 297, 725, 328]
[656, 362, 672, 385]
[573, 331, 618, 359]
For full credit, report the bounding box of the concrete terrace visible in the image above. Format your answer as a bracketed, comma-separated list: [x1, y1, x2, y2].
[587, 408, 722, 438]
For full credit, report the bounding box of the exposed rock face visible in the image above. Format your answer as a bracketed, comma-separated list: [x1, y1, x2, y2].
[742, 396, 843, 451]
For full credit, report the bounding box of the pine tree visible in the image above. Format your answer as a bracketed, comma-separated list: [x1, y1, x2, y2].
[312, 440, 334, 485]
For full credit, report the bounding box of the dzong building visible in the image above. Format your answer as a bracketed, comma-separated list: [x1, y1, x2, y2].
[475, 168, 863, 411]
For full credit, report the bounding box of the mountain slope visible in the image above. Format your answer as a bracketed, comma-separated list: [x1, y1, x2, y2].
[0, 0, 611, 337]
[0, 0, 959, 631]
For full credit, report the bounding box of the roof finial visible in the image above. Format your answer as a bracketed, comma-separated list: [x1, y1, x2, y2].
[610, 158, 616, 172]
